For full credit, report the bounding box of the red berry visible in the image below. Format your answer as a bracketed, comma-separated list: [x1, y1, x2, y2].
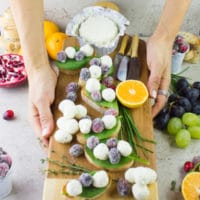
[183, 161, 194, 172]
[3, 110, 14, 120]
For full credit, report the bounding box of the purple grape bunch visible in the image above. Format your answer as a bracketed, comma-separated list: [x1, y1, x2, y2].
[0, 147, 12, 178]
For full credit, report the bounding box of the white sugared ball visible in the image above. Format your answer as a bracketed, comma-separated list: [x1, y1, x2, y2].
[58, 99, 75, 113]
[85, 78, 101, 93]
[93, 143, 109, 160]
[75, 104, 87, 119]
[117, 140, 132, 157]
[65, 46, 76, 59]
[56, 117, 79, 135]
[80, 44, 94, 57]
[102, 88, 116, 102]
[92, 170, 109, 188]
[54, 129, 73, 143]
[62, 104, 77, 119]
[89, 65, 102, 79]
[100, 55, 113, 68]
[132, 184, 150, 200]
[125, 168, 136, 183]
[79, 118, 92, 134]
[102, 115, 117, 129]
[66, 179, 83, 197]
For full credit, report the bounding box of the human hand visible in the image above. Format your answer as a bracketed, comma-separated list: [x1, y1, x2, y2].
[146, 35, 172, 118]
[28, 65, 58, 150]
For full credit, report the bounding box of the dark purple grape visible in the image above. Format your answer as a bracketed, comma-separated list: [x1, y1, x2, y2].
[80, 68, 90, 81]
[192, 104, 200, 114]
[167, 93, 179, 104]
[192, 81, 200, 90]
[170, 105, 185, 117]
[101, 64, 110, 75]
[176, 78, 189, 92]
[79, 173, 93, 187]
[89, 58, 101, 66]
[92, 118, 105, 133]
[177, 97, 192, 112]
[117, 178, 131, 196]
[91, 90, 102, 102]
[66, 91, 77, 102]
[154, 109, 170, 130]
[57, 51, 67, 62]
[106, 138, 118, 149]
[69, 144, 84, 157]
[108, 147, 121, 164]
[186, 88, 200, 104]
[66, 82, 79, 93]
[86, 136, 99, 149]
[75, 51, 85, 61]
[178, 86, 191, 97]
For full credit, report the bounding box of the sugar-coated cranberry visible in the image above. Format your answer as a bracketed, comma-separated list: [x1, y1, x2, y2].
[3, 110, 14, 120]
[183, 161, 194, 172]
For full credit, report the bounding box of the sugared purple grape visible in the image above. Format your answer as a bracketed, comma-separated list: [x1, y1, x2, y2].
[79, 68, 90, 81]
[66, 82, 79, 93]
[79, 173, 93, 187]
[108, 147, 121, 164]
[117, 178, 131, 196]
[91, 90, 102, 102]
[104, 108, 118, 116]
[106, 138, 118, 149]
[92, 118, 105, 133]
[66, 91, 77, 102]
[69, 144, 84, 157]
[101, 76, 114, 88]
[89, 58, 101, 66]
[57, 51, 67, 62]
[86, 136, 99, 149]
[101, 64, 110, 75]
[75, 51, 85, 61]
[0, 162, 10, 177]
[0, 154, 12, 167]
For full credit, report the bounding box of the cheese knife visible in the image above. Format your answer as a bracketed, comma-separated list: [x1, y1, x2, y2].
[113, 34, 129, 80]
[126, 35, 140, 80]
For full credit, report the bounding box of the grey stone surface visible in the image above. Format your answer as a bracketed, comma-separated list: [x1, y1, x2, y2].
[0, 1, 200, 200]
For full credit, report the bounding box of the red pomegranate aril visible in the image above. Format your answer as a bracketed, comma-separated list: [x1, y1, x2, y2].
[183, 161, 194, 172]
[3, 110, 15, 120]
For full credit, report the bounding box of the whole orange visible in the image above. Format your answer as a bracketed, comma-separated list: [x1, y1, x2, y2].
[44, 20, 59, 41]
[46, 32, 68, 60]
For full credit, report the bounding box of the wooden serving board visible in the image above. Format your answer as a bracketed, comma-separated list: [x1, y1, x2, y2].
[42, 37, 158, 200]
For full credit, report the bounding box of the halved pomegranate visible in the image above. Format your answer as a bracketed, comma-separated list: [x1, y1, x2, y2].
[0, 54, 27, 88]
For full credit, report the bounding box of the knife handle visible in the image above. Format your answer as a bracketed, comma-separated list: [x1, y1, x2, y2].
[118, 35, 129, 55]
[131, 35, 139, 58]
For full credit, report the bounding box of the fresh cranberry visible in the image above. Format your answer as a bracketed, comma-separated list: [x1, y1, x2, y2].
[3, 110, 15, 120]
[183, 161, 194, 172]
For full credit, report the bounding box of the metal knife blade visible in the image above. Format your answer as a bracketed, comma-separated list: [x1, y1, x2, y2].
[117, 55, 129, 81]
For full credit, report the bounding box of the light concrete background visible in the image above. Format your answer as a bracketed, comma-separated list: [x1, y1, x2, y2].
[0, 1, 200, 200]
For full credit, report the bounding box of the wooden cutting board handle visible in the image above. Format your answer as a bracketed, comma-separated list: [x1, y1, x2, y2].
[118, 35, 129, 55]
[131, 35, 139, 57]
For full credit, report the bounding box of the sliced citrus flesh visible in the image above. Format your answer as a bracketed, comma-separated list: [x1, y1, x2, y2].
[181, 172, 200, 200]
[116, 80, 148, 108]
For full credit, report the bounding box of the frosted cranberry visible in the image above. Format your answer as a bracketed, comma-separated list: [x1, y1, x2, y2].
[3, 110, 14, 120]
[101, 76, 114, 88]
[183, 161, 194, 172]
[179, 43, 188, 53]
[175, 35, 184, 44]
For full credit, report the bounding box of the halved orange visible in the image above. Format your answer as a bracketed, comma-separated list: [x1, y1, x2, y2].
[181, 172, 200, 200]
[116, 80, 148, 108]
[44, 20, 59, 41]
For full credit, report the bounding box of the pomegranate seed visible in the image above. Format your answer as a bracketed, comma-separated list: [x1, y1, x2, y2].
[183, 161, 194, 172]
[3, 110, 15, 120]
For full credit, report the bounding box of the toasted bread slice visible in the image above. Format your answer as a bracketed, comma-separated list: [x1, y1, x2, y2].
[76, 120, 121, 145]
[81, 88, 119, 116]
[84, 147, 134, 172]
[62, 178, 111, 200]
